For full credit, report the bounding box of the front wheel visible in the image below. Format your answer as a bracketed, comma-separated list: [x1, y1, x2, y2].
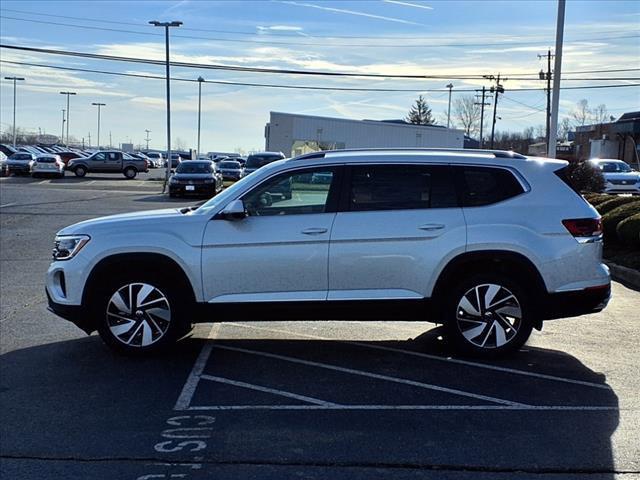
[96, 274, 191, 355]
[443, 274, 533, 357]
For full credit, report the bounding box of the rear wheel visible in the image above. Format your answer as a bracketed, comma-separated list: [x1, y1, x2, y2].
[74, 165, 87, 177]
[95, 272, 192, 355]
[123, 167, 137, 179]
[444, 274, 533, 357]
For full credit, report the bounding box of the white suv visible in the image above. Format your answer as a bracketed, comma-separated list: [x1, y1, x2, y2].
[46, 149, 610, 356]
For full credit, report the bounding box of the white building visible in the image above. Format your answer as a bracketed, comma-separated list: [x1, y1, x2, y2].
[265, 111, 464, 157]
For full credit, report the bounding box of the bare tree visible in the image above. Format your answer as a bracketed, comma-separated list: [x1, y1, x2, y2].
[452, 95, 481, 136]
[571, 99, 591, 126]
[591, 104, 609, 124]
[558, 117, 572, 140]
[406, 95, 436, 125]
[173, 137, 186, 150]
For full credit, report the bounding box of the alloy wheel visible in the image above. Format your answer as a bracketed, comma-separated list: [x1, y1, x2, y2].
[106, 283, 171, 347]
[455, 283, 522, 349]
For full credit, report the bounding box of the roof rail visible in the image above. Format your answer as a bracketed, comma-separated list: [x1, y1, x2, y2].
[291, 147, 526, 160]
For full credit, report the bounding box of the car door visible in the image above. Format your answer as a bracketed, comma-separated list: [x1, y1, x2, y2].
[328, 163, 466, 300]
[89, 152, 106, 172]
[201, 165, 343, 303]
[104, 152, 121, 172]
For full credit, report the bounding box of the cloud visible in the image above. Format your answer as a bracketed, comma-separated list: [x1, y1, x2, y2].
[257, 25, 304, 32]
[278, 1, 424, 26]
[383, 0, 433, 11]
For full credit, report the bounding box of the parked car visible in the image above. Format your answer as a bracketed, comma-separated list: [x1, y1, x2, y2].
[168, 160, 223, 197]
[57, 151, 83, 166]
[243, 151, 286, 176]
[0, 153, 8, 177]
[67, 150, 149, 179]
[217, 160, 244, 181]
[46, 149, 611, 356]
[589, 158, 640, 195]
[32, 154, 65, 178]
[170, 153, 182, 169]
[6, 152, 36, 175]
[132, 152, 153, 167]
[145, 152, 165, 168]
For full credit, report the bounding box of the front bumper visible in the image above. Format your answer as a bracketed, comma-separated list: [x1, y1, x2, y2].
[169, 183, 217, 196]
[46, 289, 92, 334]
[540, 283, 611, 320]
[603, 184, 640, 194]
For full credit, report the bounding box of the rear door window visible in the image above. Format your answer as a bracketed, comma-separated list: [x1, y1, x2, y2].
[347, 164, 457, 211]
[457, 166, 525, 207]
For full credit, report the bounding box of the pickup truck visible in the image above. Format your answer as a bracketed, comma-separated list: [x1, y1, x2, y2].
[67, 150, 149, 179]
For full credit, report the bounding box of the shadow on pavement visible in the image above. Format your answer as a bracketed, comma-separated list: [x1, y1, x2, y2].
[0, 326, 619, 475]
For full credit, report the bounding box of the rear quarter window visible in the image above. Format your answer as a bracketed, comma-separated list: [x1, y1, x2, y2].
[458, 166, 525, 207]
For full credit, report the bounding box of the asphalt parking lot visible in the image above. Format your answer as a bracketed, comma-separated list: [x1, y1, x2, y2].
[1, 176, 639, 479]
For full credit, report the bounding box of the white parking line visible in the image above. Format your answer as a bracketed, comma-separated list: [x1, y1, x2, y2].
[213, 344, 528, 407]
[174, 326, 219, 411]
[226, 323, 611, 391]
[200, 374, 338, 406]
[186, 404, 621, 411]
[0, 203, 16, 208]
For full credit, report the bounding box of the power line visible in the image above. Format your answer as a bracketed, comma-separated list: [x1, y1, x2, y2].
[1, 15, 639, 49]
[2, 8, 639, 43]
[3, 59, 638, 94]
[3, 44, 640, 83]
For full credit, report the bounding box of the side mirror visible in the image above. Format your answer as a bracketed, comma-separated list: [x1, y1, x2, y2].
[219, 199, 247, 220]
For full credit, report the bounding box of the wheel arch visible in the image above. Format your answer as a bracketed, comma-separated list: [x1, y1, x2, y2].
[431, 250, 548, 328]
[82, 253, 196, 307]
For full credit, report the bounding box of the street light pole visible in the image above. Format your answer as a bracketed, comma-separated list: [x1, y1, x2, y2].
[60, 91, 77, 146]
[446, 83, 453, 128]
[149, 19, 183, 192]
[91, 102, 106, 149]
[197, 76, 204, 156]
[61, 109, 66, 144]
[5, 76, 25, 147]
[145, 129, 151, 150]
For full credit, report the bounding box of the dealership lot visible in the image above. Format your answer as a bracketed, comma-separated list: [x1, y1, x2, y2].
[1, 179, 639, 479]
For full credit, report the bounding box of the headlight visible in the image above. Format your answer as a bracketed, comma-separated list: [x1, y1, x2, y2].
[53, 235, 90, 261]
[169, 177, 177, 184]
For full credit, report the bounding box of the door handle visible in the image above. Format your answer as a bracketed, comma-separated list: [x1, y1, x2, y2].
[418, 224, 445, 231]
[301, 227, 328, 235]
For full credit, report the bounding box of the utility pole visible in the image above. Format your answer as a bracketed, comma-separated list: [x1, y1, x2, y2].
[197, 76, 204, 155]
[59, 91, 77, 146]
[88, 132, 91, 148]
[538, 50, 554, 150]
[474, 87, 492, 149]
[445, 83, 453, 128]
[61, 109, 66, 144]
[145, 129, 151, 150]
[149, 19, 183, 193]
[91, 103, 106, 148]
[484, 74, 506, 149]
[109, 131, 113, 149]
[548, 0, 566, 158]
[5, 76, 25, 147]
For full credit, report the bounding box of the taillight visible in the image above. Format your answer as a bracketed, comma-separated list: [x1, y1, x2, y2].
[562, 218, 602, 237]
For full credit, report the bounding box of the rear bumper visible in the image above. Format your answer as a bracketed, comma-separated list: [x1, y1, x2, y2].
[540, 283, 611, 320]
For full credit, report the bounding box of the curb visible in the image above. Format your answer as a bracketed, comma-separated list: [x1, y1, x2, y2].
[605, 261, 640, 291]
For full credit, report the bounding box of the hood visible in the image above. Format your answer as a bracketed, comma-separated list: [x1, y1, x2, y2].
[603, 172, 640, 182]
[59, 208, 185, 235]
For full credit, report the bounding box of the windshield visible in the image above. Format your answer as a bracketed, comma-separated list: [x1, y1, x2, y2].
[599, 161, 632, 173]
[245, 154, 282, 169]
[220, 161, 240, 168]
[176, 162, 213, 174]
[10, 154, 32, 160]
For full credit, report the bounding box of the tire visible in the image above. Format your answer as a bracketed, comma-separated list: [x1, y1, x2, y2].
[169, 192, 178, 198]
[95, 271, 192, 355]
[74, 165, 87, 177]
[443, 273, 533, 357]
[123, 167, 137, 179]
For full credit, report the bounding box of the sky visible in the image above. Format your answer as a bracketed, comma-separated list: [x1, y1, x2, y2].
[0, 0, 639, 152]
